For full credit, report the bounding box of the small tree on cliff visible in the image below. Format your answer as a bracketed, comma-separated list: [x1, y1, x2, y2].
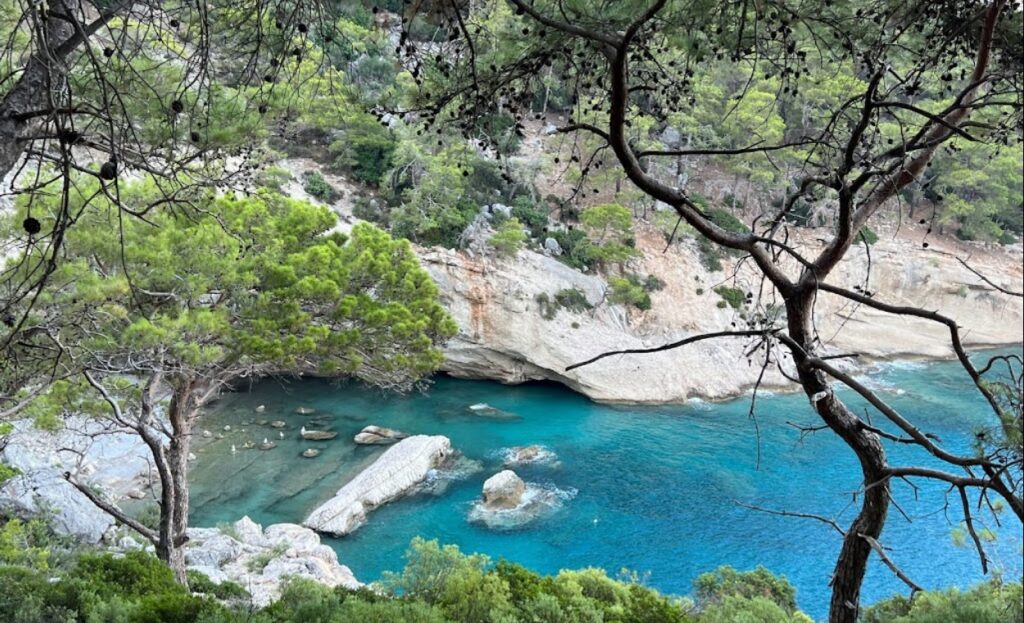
[400, 1, 1023, 621]
[2, 178, 456, 583]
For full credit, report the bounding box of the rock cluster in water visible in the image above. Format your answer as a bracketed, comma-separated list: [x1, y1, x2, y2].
[303, 435, 452, 536]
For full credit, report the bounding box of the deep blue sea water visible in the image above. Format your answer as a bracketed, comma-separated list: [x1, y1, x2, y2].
[190, 351, 1023, 619]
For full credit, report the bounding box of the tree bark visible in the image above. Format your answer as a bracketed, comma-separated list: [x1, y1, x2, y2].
[787, 291, 890, 623]
[0, 1, 122, 181]
[161, 378, 198, 586]
[0, 2, 72, 179]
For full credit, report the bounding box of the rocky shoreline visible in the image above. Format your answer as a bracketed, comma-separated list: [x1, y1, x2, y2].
[421, 228, 1024, 403]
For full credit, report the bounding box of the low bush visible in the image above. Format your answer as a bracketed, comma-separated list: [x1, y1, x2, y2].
[713, 286, 746, 310]
[554, 288, 592, 312]
[0, 530, 1015, 623]
[302, 170, 337, 203]
[609, 276, 652, 311]
[490, 218, 527, 257]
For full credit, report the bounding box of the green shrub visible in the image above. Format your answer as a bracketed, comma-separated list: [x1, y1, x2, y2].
[257, 166, 293, 193]
[130, 591, 220, 623]
[644, 274, 666, 292]
[862, 579, 1023, 623]
[0, 518, 52, 570]
[136, 504, 161, 531]
[694, 565, 797, 613]
[328, 113, 396, 186]
[699, 595, 811, 623]
[713, 286, 746, 310]
[535, 292, 558, 320]
[511, 196, 550, 237]
[551, 228, 597, 271]
[352, 196, 385, 223]
[0, 566, 75, 623]
[247, 544, 287, 573]
[581, 203, 639, 267]
[697, 237, 724, 271]
[706, 207, 749, 234]
[72, 551, 182, 599]
[302, 170, 337, 203]
[609, 276, 652, 311]
[186, 570, 249, 600]
[554, 288, 592, 312]
[490, 218, 527, 257]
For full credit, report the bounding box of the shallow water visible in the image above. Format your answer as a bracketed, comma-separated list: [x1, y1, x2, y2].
[190, 351, 1023, 619]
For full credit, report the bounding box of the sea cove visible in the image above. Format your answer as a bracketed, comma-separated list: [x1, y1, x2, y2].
[190, 352, 1024, 619]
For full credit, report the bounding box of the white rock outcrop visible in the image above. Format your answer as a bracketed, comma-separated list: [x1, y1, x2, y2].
[184, 516, 360, 607]
[420, 228, 1024, 403]
[303, 435, 452, 536]
[0, 417, 152, 542]
[482, 470, 526, 509]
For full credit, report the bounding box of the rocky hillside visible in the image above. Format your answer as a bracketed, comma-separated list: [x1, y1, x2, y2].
[421, 222, 1023, 403]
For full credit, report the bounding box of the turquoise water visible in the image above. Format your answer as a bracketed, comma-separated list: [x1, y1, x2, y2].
[190, 352, 1023, 619]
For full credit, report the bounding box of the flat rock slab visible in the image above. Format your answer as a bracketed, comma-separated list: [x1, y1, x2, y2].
[353, 425, 408, 445]
[303, 435, 452, 536]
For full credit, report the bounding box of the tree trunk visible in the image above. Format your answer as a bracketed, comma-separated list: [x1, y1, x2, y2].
[161, 379, 198, 586]
[787, 291, 890, 623]
[0, 2, 74, 180]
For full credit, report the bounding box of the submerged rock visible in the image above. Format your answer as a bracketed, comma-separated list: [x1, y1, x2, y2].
[465, 403, 519, 420]
[300, 426, 338, 441]
[482, 470, 526, 509]
[416, 455, 484, 496]
[185, 516, 360, 607]
[353, 425, 408, 445]
[501, 445, 557, 467]
[303, 435, 452, 536]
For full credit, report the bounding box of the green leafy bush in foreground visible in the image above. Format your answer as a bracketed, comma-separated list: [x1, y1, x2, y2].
[0, 530, 1020, 623]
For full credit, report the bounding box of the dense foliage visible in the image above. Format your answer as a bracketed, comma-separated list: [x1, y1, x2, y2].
[2, 530, 1019, 623]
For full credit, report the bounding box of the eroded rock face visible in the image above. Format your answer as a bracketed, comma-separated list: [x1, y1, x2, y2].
[303, 435, 452, 536]
[183, 516, 360, 607]
[0, 417, 152, 543]
[482, 470, 526, 510]
[353, 425, 408, 445]
[419, 231, 1024, 403]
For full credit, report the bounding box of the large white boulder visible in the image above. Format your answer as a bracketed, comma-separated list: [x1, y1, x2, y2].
[482, 470, 526, 510]
[303, 435, 452, 536]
